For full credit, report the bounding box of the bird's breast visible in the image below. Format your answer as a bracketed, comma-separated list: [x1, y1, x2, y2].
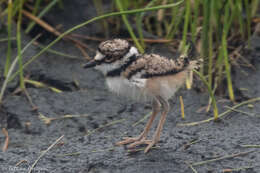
[105, 77, 150, 101]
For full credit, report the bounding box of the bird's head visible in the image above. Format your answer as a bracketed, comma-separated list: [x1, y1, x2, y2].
[83, 39, 139, 74]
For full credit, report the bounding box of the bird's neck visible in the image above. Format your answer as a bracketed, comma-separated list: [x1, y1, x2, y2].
[106, 53, 138, 77]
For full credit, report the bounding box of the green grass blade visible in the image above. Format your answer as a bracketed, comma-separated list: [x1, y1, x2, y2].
[4, 0, 13, 77]
[208, 0, 214, 88]
[193, 70, 219, 120]
[25, 0, 59, 34]
[115, 0, 144, 53]
[191, 0, 199, 43]
[245, 0, 251, 45]
[222, 36, 235, 102]
[17, 0, 25, 89]
[201, 0, 210, 74]
[0, 0, 18, 17]
[227, 1, 237, 35]
[214, 47, 224, 91]
[235, 0, 245, 39]
[8, 0, 184, 83]
[166, 0, 184, 39]
[11, 0, 19, 17]
[213, 0, 222, 45]
[31, 0, 42, 17]
[180, 0, 191, 52]
[0, 35, 41, 104]
[0, 37, 16, 42]
[222, 3, 235, 102]
[35, 43, 81, 59]
[136, 0, 157, 48]
[251, 0, 259, 16]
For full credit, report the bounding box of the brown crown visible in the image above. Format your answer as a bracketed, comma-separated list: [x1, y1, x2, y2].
[98, 39, 130, 58]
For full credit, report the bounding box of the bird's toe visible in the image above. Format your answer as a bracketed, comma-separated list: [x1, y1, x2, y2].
[116, 137, 140, 146]
[127, 139, 152, 149]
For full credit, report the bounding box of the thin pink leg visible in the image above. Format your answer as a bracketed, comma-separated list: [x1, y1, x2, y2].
[116, 99, 160, 146]
[144, 97, 169, 153]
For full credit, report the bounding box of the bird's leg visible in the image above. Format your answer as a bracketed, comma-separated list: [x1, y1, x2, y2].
[116, 99, 160, 146]
[144, 97, 169, 153]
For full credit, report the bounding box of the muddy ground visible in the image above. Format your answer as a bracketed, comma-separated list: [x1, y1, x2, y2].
[0, 1, 260, 173]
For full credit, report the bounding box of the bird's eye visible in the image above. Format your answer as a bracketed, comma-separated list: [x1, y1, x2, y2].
[104, 55, 114, 63]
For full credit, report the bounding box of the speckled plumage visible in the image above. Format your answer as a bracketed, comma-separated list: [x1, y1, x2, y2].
[83, 39, 200, 153]
[122, 53, 190, 79]
[98, 39, 130, 59]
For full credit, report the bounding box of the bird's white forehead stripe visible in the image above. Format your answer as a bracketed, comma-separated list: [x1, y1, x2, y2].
[94, 51, 105, 60]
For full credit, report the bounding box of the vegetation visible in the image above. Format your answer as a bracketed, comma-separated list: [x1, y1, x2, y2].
[0, 0, 259, 119]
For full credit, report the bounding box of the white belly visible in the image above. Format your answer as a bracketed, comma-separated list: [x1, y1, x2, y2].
[105, 77, 151, 102]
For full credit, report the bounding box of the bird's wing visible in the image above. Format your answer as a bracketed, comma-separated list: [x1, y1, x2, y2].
[140, 54, 190, 78]
[122, 53, 196, 88]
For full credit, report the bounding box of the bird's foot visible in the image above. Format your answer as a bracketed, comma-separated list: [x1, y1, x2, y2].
[144, 140, 156, 153]
[116, 136, 157, 153]
[115, 136, 142, 146]
[128, 139, 156, 153]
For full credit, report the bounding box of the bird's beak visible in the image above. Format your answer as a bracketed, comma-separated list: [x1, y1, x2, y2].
[83, 60, 97, 68]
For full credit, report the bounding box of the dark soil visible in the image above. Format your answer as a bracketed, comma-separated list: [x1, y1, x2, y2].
[0, 1, 260, 173]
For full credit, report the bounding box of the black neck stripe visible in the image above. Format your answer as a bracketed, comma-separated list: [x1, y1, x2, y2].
[126, 67, 144, 79]
[141, 69, 179, 78]
[106, 54, 137, 77]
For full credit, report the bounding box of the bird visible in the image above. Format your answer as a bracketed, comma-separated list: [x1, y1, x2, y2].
[83, 39, 200, 153]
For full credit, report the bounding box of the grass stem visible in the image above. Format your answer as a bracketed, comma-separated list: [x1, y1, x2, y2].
[4, 0, 13, 77]
[17, 0, 25, 89]
[115, 0, 144, 53]
[193, 70, 219, 120]
[28, 135, 64, 173]
[177, 97, 260, 127]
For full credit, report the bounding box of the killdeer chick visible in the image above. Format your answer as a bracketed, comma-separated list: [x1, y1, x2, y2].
[84, 39, 200, 153]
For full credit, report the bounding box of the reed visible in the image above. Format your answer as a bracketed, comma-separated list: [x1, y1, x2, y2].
[136, 0, 157, 48]
[115, 0, 144, 53]
[4, 0, 12, 77]
[193, 70, 219, 120]
[180, 0, 191, 51]
[222, 2, 235, 102]
[16, 0, 25, 89]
